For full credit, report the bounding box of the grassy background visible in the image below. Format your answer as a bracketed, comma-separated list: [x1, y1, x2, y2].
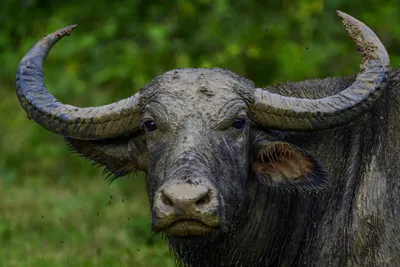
[1, 0, 400, 266]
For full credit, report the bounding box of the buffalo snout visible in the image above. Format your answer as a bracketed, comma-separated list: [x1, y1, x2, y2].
[153, 183, 220, 236]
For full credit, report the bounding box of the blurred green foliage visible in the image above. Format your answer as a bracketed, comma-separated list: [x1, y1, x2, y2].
[1, 0, 399, 266]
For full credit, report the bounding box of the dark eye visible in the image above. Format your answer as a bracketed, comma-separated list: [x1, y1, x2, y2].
[142, 120, 157, 132]
[232, 117, 246, 129]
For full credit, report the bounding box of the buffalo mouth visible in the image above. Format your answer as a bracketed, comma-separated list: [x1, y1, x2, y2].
[155, 218, 220, 236]
[163, 219, 215, 236]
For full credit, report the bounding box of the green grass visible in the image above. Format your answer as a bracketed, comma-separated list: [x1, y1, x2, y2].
[0, 174, 176, 267]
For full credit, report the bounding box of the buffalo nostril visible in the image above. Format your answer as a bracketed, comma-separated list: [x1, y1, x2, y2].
[161, 191, 174, 207]
[195, 192, 211, 207]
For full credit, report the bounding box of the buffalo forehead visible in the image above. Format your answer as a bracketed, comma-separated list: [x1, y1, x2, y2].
[163, 68, 249, 95]
[141, 68, 253, 117]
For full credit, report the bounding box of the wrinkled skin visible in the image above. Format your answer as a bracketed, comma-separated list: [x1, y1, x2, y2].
[140, 70, 252, 234]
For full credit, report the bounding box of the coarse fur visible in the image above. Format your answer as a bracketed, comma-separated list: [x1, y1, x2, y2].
[66, 68, 400, 266]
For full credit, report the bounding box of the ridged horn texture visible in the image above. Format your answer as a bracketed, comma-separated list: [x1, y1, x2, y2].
[251, 11, 390, 131]
[15, 25, 142, 140]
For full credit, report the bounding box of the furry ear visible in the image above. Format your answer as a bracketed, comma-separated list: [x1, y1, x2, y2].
[252, 141, 328, 190]
[66, 134, 148, 181]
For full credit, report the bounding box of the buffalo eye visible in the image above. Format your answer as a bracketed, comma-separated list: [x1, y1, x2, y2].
[142, 120, 157, 132]
[232, 117, 246, 129]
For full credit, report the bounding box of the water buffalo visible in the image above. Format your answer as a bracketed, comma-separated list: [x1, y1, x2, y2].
[15, 11, 400, 266]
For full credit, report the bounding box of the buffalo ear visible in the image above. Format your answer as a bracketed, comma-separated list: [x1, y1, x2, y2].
[66, 134, 148, 180]
[252, 141, 328, 190]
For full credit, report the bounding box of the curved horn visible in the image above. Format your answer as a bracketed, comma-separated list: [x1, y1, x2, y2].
[15, 25, 142, 140]
[251, 11, 390, 131]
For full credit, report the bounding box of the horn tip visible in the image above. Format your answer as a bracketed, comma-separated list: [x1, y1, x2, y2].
[336, 10, 389, 65]
[336, 10, 354, 25]
[336, 10, 348, 18]
[45, 24, 78, 41]
[58, 24, 78, 36]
